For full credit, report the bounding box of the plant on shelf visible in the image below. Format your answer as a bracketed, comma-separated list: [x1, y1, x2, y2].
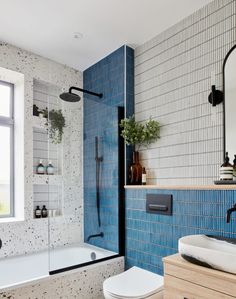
[42, 108, 66, 144]
[120, 115, 160, 185]
[120, 115, 160, 148]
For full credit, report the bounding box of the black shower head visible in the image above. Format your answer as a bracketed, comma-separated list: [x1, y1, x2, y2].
[60, 86, 102, 102]
[60, 92, 81, 102]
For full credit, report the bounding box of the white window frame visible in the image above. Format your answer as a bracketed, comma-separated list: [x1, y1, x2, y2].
[0, 80, 14, 218]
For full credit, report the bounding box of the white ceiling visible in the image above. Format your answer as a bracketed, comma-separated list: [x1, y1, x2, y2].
[0, 0, 212, 71]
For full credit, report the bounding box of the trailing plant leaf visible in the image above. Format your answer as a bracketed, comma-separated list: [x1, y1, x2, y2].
[42, 108, 66, 144]
[120, 115, 160, 147]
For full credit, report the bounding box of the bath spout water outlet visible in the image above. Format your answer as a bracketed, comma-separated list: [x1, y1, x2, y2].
[226, 204, 236, 223]
[87, 232, 104, 242]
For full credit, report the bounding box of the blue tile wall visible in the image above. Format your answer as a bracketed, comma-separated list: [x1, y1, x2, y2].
[83, 46, 134, 252]
[125, 189, 236, 275]
[125, 46, 135, 183]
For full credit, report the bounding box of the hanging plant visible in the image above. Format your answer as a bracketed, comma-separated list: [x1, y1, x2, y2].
[42, 108, 66, 144]
[120, 115, 160, 148]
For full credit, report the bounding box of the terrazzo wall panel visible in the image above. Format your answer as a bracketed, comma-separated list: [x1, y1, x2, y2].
[0, 42, 83, 258]
[83, 46, 134, 252]
[135, 0, 236, 185]
[125, 188, 236, 275]
[0, 257, 124, 299]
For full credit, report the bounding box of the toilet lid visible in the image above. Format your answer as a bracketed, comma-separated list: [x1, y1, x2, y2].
[103, 266, 163, 299]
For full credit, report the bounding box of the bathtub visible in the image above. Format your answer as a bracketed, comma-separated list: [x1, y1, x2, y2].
[50, 243, 116, 273]
[0, 243, 117, 290]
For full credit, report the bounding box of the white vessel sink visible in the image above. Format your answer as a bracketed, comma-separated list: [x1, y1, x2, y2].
[178, 235, 236, 274]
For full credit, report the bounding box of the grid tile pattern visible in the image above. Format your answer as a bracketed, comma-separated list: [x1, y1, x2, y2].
[125, 188, 236, 275]
[134, 0, 236, 185]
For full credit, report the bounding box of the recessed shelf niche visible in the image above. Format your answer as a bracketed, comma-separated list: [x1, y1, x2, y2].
[33, 79, 62, 175]
[32, 79, 64, 218]
[33, 184, 62, 218]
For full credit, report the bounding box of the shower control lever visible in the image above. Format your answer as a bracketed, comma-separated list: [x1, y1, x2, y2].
[95, 156, 103, 162]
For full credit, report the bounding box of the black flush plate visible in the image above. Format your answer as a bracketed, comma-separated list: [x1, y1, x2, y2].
[146, 194, 173, 215]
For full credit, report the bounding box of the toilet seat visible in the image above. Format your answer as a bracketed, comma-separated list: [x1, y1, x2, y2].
[103, 266, 163, 299]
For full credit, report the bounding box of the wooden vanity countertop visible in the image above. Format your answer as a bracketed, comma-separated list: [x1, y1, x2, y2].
[163, 254, 236, 298]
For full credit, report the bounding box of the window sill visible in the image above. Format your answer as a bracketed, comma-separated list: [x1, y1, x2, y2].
[0, 217, 24, 224]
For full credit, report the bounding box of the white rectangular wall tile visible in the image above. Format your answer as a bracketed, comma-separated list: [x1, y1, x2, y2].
[135, 0, 236, 185]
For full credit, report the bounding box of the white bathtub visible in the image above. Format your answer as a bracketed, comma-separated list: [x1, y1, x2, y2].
[0, 243, 116, 290]
[50, 243, 116, 271]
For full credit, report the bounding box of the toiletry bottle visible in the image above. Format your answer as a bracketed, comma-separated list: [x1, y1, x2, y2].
[233, 155, 236, 180]
[42, 205, 48, 218]
[36, 159, 45, 175]
[220, 152, 233, 180]
[142, 167, 147, 185]
[46, 161, 54, 175]
[35, 206, 42, 218]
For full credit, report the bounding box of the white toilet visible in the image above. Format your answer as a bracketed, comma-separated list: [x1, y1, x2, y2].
[103, 266, 163, 299]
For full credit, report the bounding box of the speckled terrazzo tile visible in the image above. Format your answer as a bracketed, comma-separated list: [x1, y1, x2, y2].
[0, 258, 124, 299]
[0, 42, 83, 258]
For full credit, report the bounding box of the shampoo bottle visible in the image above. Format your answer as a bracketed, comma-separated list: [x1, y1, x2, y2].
[42, 205, 48, 218]
[35, 206, 41, 218]
[46, 161, 54, 175]
[36, 159, 45, 175]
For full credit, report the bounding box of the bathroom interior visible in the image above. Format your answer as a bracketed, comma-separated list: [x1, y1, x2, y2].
[0, 0, 236, 298]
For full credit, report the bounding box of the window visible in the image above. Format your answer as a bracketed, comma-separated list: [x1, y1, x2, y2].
[0, 80, 14, 217]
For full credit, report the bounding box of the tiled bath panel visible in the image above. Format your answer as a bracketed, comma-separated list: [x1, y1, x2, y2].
[0, 257, 124, 299]
[135, 0, 236, 185]
[0, 42, 83, 258]
[125, 188, 236, 275]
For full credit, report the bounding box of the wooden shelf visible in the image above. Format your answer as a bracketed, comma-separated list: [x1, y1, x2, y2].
[124, 184, 236, 190]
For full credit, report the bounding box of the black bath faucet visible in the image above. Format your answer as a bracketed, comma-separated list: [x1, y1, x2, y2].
[87, 232, 104, 242]
[226, 204, 236, 223]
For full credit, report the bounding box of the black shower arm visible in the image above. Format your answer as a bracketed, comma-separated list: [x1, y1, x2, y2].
[69, 86, 103, 98]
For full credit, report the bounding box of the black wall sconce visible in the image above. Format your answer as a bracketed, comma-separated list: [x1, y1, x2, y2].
[208, 71, 223, 106]
[208, 85, 223, 106]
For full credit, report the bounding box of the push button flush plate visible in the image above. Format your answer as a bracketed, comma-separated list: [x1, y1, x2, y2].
[146, 194, 173, 215]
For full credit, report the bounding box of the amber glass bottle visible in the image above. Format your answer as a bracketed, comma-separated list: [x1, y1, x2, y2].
[129, 151, 142, 185]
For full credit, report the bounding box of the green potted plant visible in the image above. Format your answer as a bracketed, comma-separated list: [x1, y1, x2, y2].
[42, 108, 66, 144]
[120, 115, 160, 184]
